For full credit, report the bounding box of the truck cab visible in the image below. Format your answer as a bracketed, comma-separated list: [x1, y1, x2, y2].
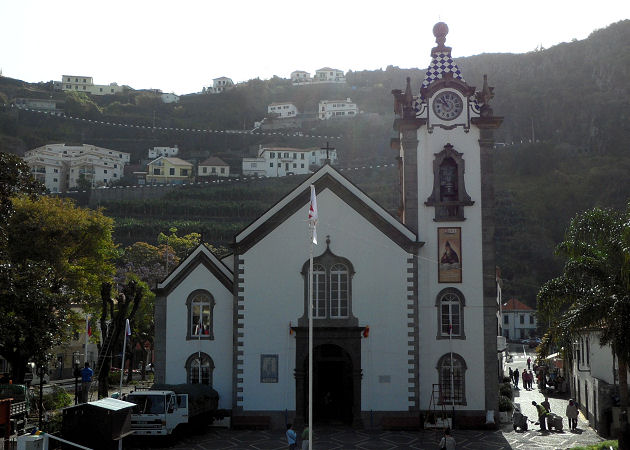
[126, 390, 188, 436]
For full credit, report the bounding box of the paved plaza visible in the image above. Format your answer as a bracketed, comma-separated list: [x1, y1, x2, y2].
[128, 346, 606, 450]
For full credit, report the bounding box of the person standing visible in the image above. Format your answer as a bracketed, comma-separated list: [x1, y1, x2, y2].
[533, 401, 549, 432]
[514, 368, 520, 388]
[438, 428, 456, 450]
[286, 423, 297, 450]
[508, 367, 513, 381]
[566, 399, 578, 431]
[301, 426, 309, 450]
[541, 396, 551, 414]
[80, 362, 93, 403]
[527, 357, 531, 370]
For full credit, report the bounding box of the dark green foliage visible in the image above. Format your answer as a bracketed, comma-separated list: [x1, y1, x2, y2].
[499, 382, 513, 399]
[498, 395, 514, 412]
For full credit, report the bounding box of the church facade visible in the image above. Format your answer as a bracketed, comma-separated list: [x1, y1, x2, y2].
[154, 22, 502, 428]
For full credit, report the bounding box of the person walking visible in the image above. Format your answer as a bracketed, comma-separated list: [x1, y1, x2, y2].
[566, 399, 579, 431]
[80, 362, 93, 403]
[286, 423, 297, 450]
[301, 426, 309, 450]
[527, 356, 531, 370]
[528, 370, 535, 390]
[509, 367, 513, 382]
[438, 428, 456, 450]
[533, 401, 549, 432]
[514, 368, 520, 388]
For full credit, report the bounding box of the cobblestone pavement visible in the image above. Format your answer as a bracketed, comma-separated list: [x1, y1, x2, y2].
[127, 346, 606, 449]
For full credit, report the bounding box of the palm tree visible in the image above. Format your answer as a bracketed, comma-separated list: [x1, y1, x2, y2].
[537, 204, 630, 443]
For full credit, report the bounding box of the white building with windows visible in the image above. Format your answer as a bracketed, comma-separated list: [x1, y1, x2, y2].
[60, 75, 124, 95]
[568, 330, 630, 438]
[161, 93, 180, 103]
[314, 67, 346, 83]
[241, 146, 337, 178]
[148, 145, 179, 160]
[198, 157, 230, 178]
[206, 77, 234, 94]
[290, 70, 311, 84]
[502, 298, 537, 340]
[24, 144, 130, 191]
[267, 102, 298, 119]
[155, 22, 502, 430]
[318, 99, 358, 120]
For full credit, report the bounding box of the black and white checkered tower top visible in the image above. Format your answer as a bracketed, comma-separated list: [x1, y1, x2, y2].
[420, 22, 466, 93]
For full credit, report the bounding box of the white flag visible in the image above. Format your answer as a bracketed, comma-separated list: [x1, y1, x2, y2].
[125, 319, 132, 336]
[308, 185, 318, 245]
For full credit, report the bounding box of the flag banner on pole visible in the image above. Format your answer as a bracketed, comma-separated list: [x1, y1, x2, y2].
[125, 319, 132, 336]
[308, 185, 318, 245]
[87, 319, 92, 337]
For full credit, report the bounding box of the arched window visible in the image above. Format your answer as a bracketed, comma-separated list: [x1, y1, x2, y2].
[186, 290, 215, 340]
[185, 352, 214, 386]
[437, 353, 467, 405]
[435, 288, 466, 340]
[300, 238, 356, 326]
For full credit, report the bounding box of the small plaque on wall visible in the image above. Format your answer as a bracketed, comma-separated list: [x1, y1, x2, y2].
[438, 227, 462, 283]
[260, 354, 278, 383]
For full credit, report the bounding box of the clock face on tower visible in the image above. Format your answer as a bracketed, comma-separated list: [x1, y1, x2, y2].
[432, 90, 464, 121]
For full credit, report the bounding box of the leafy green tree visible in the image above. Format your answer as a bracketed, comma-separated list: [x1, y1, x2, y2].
[537, 205, 630, 445]
[0, 195, 117, 381]
[76, 173, 92, 191]
[157, 227, 200, 260]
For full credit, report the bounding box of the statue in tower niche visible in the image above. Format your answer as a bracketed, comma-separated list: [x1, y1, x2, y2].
[439, 158, 459, 202]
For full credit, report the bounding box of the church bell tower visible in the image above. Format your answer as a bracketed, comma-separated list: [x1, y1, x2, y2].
[392, 22, 503, 419]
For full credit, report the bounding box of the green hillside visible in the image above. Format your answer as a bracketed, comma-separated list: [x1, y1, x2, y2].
[1, 20, 630, 306]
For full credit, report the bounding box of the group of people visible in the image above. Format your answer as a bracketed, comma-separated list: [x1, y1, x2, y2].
[508, 367, 536, 390]
[532, 396, 579, 433]
[286, 424, 309, 450]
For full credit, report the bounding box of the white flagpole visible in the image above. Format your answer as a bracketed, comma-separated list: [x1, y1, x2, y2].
[84, 315, 89, 365]
[307, 184, 317, 450]
[308, 224, 314, 450]
[119, 320, 129, 395]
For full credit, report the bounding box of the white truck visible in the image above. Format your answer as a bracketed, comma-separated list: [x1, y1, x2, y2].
[126, 384, 220, 437]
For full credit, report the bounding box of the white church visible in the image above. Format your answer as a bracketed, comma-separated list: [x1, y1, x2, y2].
[154, 22, 503, 429]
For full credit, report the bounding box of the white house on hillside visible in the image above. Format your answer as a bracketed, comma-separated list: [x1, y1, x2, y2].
[502, 298, 537, 340]
[148, 145, 179, 160]
[314, 67, 346, 83]
[290, 70, 311, 84]
[198, 156, 230, 178]
[24, 144, 130, 191]
[268, 102, 298, 119]
[206, 77, 234, 94]
[318, 98, 358, 120]
[242, 146, 338, 177]
[60, 75, 124, 95]
[161, 93, 180, 103]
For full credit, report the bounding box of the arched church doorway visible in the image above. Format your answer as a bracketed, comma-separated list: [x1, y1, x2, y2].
[304, 344, 353, 425]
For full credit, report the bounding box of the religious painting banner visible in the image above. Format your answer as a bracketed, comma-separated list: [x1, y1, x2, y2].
[438, 227, 462, 283]
[260, 354, 278, 383]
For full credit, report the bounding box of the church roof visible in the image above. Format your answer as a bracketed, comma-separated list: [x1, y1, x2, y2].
[157, 243, 233, 294]
[235, 164, 420, 254]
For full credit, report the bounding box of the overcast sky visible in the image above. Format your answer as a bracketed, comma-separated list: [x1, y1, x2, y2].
[2, 0, 628, 95]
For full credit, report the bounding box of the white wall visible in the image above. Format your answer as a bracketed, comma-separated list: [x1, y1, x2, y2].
[239, 188, 411, 412]
[415, 118, 488, 412]
[164, 263, 234, 409]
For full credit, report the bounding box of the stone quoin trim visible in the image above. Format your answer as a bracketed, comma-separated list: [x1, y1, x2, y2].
[407, 253, 419, 410]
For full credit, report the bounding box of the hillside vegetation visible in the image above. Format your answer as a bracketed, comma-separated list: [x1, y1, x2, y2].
[1, 20, 629, 305]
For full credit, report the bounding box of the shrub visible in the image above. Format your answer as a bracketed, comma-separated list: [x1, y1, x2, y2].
[499, 382, 513, 399]
[498, 395, 513, 412]
[36, 386, 72, 411]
